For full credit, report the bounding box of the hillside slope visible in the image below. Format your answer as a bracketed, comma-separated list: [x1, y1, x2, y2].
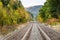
[25, 5, 42, 17]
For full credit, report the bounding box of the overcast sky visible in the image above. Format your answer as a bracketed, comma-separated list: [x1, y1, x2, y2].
[21, 0, 46, 7]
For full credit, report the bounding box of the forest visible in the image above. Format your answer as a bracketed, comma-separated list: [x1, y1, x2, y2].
[37, 0, 60, 25]
[0, 0, 32, 35]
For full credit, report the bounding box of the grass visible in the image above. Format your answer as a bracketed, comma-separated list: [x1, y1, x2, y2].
[0, 22, 27, 35]
[51, 24, 60, 32]
[0, 25, 17, 35]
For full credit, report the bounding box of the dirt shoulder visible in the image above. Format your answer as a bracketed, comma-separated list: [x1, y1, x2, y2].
[16, 23, 28, 29]
[51, 25, 60, 32]
[0, 22, 29, 39]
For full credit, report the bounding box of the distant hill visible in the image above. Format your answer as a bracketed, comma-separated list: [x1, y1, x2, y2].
[25, 5, 43, 17]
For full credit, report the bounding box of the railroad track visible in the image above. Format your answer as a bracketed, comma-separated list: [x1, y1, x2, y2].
[38, 23, 60, 40]
[1, 23, 33, 40]
[1, 22, 60, 40]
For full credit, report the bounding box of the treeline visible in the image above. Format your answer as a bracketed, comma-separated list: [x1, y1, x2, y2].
[37, 0, 60, 22]
[0, 0, 32, 34]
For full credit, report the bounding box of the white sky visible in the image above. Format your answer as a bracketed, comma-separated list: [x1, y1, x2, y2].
[21, 0, 46, 7]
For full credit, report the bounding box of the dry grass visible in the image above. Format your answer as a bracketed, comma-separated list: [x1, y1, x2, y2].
[46, 18, 60, 32]
[51, 25, 60, 32]
[0, 23, 28, 35]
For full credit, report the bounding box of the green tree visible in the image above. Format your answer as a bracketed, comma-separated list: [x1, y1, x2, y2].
[37, 0, 60, 22]
[1, 0, 10, 7]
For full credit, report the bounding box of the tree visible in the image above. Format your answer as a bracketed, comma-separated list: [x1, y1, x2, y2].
[37, 0, 60, 22]
[12, 2, 18, 10]
[1, 0, 10, 7]
[0, 0, 32, 34]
